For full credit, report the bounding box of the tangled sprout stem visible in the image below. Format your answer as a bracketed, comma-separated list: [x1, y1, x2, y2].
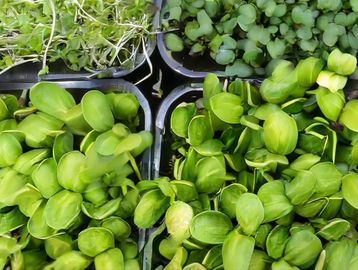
[41, 0, 56, 72]
[0, 0, 154, 74]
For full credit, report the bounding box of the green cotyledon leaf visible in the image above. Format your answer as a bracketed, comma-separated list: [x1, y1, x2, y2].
[165, 202, 194, 243]
[193, 139, 225, 156]
[63, 103, 92, 136]
[317, 218, 350, 241]
[81, 90, 114, 132]
[83, 180, 108, 206]
[81, 198, 121, 220]
[78, 227, 115, 257]
[309, 162, 342, 198]
[164, 246, 188, 269]
[43, 251, 92, 270]
[32, 158, 62, 199]
[222, 230, 255, 270]
[220, 183, 247, 219]
[315, 87, 345, 122]
[235, 193, 264, 236]
[94, 248, 124, 270]
[289, 153, 320, 171]
[0, 98, 10, 122]
[260, 60, 296, 104]
[44, 190, 82, 230]
[296, 57, 324, 88]
[284, 229, 322, 268]
[101, 216, 131, 240]
[202, 245, 223, 269]
[170, 180, 198, 202]
[249, 250, 272, 270]
[195, 156, 226, 194]
[209, 92, 244, 124]
[263, 110, 298, 155]
[245, 148, 289, 170]
[106, 92, 140, 121]
[257, 181, 293, 223]
[327, 48, 357, 76]
[28, 201, 58, 239]
[13, 183, 42, 217]
[0, 133, 22, 167]
[316, 70, 347, 93]
[339, 100, 358, 132]
[203, 73, 223, 101]
[17, 113, 64, 148]
[0, 236, 21, 259]
[29, 82, 76, 121]
[94, 130, 122, 156]
[255, 224, 273, 250]
[323, 237, 355, 270]
[120, 239, 138, 260]
[190, 210, 233, 244]
[0, 169, 28, 206]
[266, 225, 290, 259]
[188, 115, 214, 146]
[57, 151, 87, 193]
[44, 234, 73, 259]
[225, 60, 254, 77]
[52, 131, 74, 163]
[271, 259, 300, 270]
[294, 198, 327, 218]
[134, 189, 170, 229]
[342, 173, 358, 209]
[159, 235, 180, 260]
[0, 207, 27, 235]
[285, 170, 316, 205]
[165, 33, 184, 52]
[171, 102, 197, 138]
[319, 192, 343, 220]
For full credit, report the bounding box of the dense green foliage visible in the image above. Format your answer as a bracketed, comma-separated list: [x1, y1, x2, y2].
[162, 0, 358, 77]
[0, 0, 153, 74]
[0, 83, 152, 269]
[142, 50, 358, 269]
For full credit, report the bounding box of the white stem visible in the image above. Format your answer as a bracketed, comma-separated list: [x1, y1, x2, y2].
[42, 0, 56, 70]
[0, 47, 17, 51]
[0, 58, 38, 76]
[74, 0, 107, 25]
[135, 36, 152, 85]
[109, 29, 136, 66]
[90, 48, 103, 67]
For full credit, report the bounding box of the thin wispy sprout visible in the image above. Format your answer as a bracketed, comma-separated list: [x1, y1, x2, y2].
[0, 0, 154, 74]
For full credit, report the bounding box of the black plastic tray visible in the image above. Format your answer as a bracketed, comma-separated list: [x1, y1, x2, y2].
[157, 33, 226, 78]
[153, 84, 202, 178]
[0, 0, 160, 83]
[0, 79, 153, 266]
[157, 0, 232, 79]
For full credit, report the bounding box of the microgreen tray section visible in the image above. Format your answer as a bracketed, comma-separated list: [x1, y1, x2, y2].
[159, 0, 358, 78]
[0, 0, 159, 82]
[143, 52, 358, 269]
[0, 79, 152, 269]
